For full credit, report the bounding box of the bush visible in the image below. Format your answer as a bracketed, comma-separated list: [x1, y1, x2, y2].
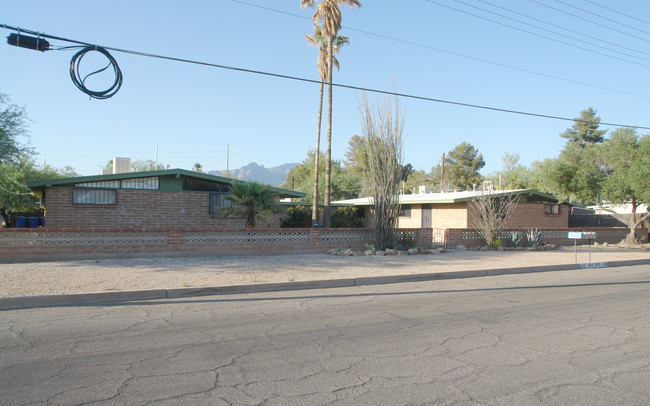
[392, 232, 418, 251]
[280, 206, 312, 228]
[331, 207, 365, 228]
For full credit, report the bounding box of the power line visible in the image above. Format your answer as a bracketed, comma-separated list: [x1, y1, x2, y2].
[475, 0, 650, 59]
[582, 0, 650, 28]
[425, 0, 650, 68]
[231, 0, 650, 99]
[529, 0, 650, 44]
[2, 23, 650, 130]
[551, 0, 650, 36]
[452, 0, 650, 62]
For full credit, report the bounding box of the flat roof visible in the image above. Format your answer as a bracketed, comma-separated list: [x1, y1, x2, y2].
[334, 189, 560, 206]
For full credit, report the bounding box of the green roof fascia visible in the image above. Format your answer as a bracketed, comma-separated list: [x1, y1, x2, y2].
[26, 168, 305, 198]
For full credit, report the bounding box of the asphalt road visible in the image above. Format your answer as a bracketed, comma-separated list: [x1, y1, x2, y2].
[1, 265, 649, 405]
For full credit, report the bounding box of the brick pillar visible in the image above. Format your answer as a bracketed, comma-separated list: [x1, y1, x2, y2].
[417, 228, 433, 247]
[168, 230, 182, 247]
[446, 228, 462, 248]
[309, 228, 321, 247]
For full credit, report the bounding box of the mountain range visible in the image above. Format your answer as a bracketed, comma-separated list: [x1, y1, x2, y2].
[208, 162, 298, 187]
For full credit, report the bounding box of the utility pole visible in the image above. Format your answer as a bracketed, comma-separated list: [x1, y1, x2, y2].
[226, 144, 229, 175]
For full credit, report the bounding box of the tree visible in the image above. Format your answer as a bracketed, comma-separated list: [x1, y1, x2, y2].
[403, 169, 435, 194]
[302, 0, 361, 227]
[0, 92, 32, 165]
[531, 142, 603, 203]
[0, 92, 76, 226]
[599, 128, 650, 244]
[469, 190, 518, 248]
[485, 153, 530, 190]
[1, 156, 76, 226]
[221, 182, 283, 228]
[281, 149, 359, 203]
[445, 142, 485, 191]
[359, 90, 404, 250]
[304, 28, 349, 225]
[192, 163, 203, 173]
[560, 107, 607, 145]
[343, 134, 371, 196]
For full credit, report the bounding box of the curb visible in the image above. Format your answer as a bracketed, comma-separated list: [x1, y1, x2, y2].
[1, 258, 648, 310]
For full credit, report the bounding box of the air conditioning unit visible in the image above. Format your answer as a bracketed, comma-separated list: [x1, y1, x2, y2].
[418, 185, 431, 194]
[113, 157, 131, 174]
[483, 181, 494, 191]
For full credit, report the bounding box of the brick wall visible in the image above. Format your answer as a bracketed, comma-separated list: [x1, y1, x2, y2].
[43, 187, 283, 229]
[429, 203, 470, 229]
[446, 227, 635, 248]
[365, 202, 569, 230]
[0, 227, 375, 261]
[397, 204, 423, 228]
[466, 202, 569, 229]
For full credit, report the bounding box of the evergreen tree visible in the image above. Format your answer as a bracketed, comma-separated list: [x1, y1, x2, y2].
[445, 142, 485, 191]
[559, 107, 607, 145]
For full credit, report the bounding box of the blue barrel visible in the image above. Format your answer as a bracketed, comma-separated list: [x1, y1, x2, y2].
[16, 216, 27, 228]
[28, 217, 39, 228]
[39, 217, 46, 227]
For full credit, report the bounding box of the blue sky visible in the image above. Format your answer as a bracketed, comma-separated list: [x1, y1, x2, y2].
[2, 0, 650, 178]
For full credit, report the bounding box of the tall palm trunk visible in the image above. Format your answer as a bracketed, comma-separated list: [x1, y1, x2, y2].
[323, 35, 334, 227]
[311, 81, 324, 225]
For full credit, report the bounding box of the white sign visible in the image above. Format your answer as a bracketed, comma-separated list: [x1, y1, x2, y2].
[568, 232, 596, 240]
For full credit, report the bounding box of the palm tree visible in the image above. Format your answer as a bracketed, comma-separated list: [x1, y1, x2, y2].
[304, 28, 348, 226]
[221, 182, 282, 228]
[301, 0, 361, 227]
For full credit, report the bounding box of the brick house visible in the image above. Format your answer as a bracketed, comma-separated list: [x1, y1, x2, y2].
[27, 169, 305, 229]
[335, 189, 569, 230]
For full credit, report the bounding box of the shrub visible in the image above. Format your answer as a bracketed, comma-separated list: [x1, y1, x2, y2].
[393, 232, 417, 250]
[280, 206, 312, 228]
[331, 207, 365, 228]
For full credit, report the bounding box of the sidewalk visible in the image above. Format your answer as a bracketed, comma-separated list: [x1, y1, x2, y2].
[1, 247, 648, 310]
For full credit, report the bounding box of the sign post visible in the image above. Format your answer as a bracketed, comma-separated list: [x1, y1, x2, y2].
[567, 232, 605, 268]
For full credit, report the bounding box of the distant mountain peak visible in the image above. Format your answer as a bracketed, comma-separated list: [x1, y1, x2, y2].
[208, 162, 298, 186]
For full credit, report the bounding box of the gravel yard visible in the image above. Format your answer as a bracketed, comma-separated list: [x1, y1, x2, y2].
[0, 247, 648, 298]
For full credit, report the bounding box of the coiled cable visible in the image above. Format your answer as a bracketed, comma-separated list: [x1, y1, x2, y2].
[69, 46, 123, 99]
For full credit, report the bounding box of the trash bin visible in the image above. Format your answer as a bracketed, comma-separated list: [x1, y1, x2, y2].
[39, 217, 46, 227]
[16, 216, 27, 228]
[28, 217, 39, 228]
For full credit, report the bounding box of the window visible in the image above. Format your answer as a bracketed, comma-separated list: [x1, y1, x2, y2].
[209, 192, 237, 214]
[545, 204, 561, 215]
[399, 206, 411, 218]
[74, 177, 159, 190]
[121, 177, 159, 190]
[75, 180, 120, 189]
[73, 188, 117, 205]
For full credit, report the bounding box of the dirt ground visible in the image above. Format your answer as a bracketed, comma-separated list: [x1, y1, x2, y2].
[1, 246, 648, 298]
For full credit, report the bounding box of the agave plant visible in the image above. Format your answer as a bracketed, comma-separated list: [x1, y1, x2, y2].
[505, 230, 523, 248]
[526, 229, 543, 247]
